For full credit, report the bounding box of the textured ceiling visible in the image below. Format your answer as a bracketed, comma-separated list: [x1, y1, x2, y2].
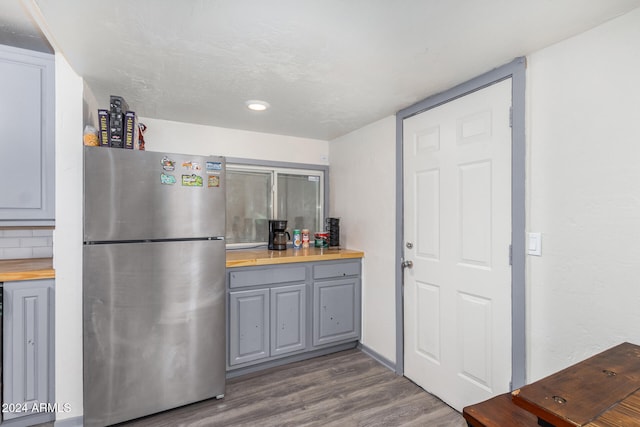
[4, 0, 640, 140]
[0, 0, 51, 52]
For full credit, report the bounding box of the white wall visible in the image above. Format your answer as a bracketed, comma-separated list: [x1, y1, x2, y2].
[82, 80, 100, 127]
[526, 7, 640, 381]
[141, 117, 329, 165]
[53, 53, 84, 421]
[330, 8, 640, 381]
[329, 116, 397, 363]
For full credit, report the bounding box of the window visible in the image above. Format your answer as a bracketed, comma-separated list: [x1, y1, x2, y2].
[226, 163, 325, 245]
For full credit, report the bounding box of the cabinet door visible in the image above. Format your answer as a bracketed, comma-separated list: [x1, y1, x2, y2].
[229, 289, 269, 366]
[313, 278, 361, 347]
[3, 279, 54, 420]
[0, 45, 55, 224]
[270, 284, 306, 357]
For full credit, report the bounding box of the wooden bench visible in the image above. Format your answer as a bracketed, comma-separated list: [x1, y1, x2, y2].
[463, 342, 640, 427]
[463, 392, 538, 427]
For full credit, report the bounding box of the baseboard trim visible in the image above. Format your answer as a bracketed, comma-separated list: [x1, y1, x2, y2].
[226, 341, 358, 379]
[55, 415, 84, 427]
[1, 412, 54, 427]
[358, 343, 397, 373]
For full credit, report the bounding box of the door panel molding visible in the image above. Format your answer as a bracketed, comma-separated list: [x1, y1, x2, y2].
[395, 57, 526, 389]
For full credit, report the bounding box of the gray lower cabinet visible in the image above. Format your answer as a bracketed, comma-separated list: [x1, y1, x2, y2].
[0, 44, 55, 225]
[270, 284, 306, 356]
[312, 278, 360, 347]
[227, 259, 360, 372]
[229, 289, 270, 365]
[3, 279, 55, 423]
[228, 284, 307, 366]
[312, 261, 361, 347]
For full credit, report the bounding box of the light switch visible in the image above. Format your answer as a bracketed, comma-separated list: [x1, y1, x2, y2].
[527, 232, 542, 256]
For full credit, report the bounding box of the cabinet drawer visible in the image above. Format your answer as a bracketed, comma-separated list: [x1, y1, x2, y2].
[229, 265, 306, 288]
[313, 261, 360, 280]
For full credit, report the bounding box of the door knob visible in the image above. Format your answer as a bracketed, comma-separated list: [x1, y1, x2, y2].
[401, 259, 413, 269]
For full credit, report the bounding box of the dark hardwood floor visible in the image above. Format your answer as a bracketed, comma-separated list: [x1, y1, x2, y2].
[119, 349, 467, 427]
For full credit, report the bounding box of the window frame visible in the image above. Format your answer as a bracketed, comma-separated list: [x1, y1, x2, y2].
[225, 157, 329, 249]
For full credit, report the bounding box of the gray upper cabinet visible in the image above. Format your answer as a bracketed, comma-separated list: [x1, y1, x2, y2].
[3, 279, 55, 422]
[0, 44, 55, 225]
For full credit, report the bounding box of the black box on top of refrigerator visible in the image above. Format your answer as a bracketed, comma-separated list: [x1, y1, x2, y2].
[97, 109, 110, 147]
[109, 95, 129, 148]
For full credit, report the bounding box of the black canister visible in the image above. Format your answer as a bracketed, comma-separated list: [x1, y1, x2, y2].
[325, 217, 340, 247]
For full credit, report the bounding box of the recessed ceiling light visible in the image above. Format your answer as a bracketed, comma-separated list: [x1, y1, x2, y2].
[246, 100, 270, 111]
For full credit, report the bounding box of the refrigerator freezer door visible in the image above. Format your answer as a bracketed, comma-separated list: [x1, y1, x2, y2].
[83, 239, 226, 427]
[84, 147, 225, 241]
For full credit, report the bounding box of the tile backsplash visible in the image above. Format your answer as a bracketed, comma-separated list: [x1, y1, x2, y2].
[0, 228, 54, 260]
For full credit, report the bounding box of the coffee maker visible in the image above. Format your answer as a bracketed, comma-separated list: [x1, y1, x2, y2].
[268, 219, 289, 250]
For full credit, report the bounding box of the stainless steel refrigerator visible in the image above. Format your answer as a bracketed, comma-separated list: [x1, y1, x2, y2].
[82, 146, 226, 427]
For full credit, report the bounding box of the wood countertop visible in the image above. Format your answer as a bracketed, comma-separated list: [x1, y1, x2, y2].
[226, 247, 364, 268]
[0, 258, 55, 282]
[0, 250, 364, 279]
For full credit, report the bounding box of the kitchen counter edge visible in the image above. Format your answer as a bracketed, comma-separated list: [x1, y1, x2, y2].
[226, 248, 364, 268]
[0, 258, 55, 282]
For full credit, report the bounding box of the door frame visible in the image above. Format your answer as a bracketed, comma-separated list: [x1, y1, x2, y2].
[395, 57, 526, 389]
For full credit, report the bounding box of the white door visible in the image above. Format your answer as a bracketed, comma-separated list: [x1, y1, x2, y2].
[403, 79, 512, 411]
